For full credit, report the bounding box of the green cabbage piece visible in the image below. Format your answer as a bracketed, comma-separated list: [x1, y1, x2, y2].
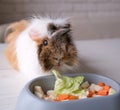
[52, 70, 85, 96]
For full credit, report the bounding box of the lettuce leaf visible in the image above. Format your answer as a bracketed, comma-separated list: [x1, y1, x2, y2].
[52, 70, 84, 96]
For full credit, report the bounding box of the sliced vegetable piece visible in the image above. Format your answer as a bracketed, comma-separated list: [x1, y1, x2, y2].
[97, 89, 108, 96]
[97, 82, 105, 87]
[56, 94, 78, 101]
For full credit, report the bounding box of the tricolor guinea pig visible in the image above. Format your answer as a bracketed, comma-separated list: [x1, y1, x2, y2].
[5, 17, 80, 79]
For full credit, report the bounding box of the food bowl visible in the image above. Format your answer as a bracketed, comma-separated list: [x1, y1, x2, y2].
[16, 73, 120, 110]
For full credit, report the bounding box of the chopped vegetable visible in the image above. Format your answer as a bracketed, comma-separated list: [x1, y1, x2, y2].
[34, 86, 45, 98]
[96, 84, 111, 96]
[89, 84, 102, 92]
[97, 89, 108, 96]
[55, 94, 78, 101]
[97, 82, 105, 87]
[52, 70, 84, 96]
[87, 91, 95, 97]
[33, 70, 116, 102]
[108, 88, 116, 95]
[103, 85, 111, 91]
[81, 81, 90, 89]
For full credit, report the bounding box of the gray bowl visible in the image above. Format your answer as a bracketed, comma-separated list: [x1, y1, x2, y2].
[16, 73, 120, 110]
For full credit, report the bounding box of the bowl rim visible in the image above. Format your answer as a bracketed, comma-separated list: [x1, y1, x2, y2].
[25, 73, 120, 104]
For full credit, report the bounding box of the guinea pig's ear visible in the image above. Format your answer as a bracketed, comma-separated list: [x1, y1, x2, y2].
[47, 23, 57, 35]
[63, 23, 71, 29]
[29, 29, 42, 45]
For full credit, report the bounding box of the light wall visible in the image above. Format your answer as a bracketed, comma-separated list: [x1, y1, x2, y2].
[0, 0, 120, 40]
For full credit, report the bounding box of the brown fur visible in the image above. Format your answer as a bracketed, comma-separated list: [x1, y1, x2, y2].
[5, 20, 29, 70]
[37, 28, 79, 72]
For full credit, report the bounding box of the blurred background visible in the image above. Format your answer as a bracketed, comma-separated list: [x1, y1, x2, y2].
[0, 0, 120, 41]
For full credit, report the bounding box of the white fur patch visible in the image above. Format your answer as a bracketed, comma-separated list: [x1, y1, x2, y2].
[29, 17, 69, 38]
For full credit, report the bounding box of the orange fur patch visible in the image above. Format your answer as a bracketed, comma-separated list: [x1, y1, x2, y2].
[5, 20, 29, 43]
[5, 40, 18, 70]
[5, 20, 29, 70]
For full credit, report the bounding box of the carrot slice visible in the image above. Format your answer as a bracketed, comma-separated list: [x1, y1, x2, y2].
[56, 94, 69, 101]
[69, 95, 78, 100]
[56, 94, 78, 101]
[103, 85, 110, 91]
[97, 89, 108, 96]
[97, 82, 105, 87]
[87, 91, 95, 97]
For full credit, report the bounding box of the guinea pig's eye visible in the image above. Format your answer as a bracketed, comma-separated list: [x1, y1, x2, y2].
[43, 40, 48, 46]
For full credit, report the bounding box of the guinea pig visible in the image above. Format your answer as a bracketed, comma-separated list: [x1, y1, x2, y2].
[5, 17, 80, 79]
